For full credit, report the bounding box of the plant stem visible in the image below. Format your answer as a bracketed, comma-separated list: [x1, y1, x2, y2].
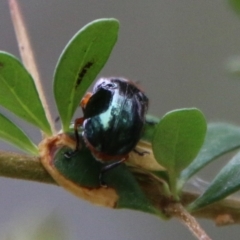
[166, 203, 212, 240]
[1, 150, 240, 226]
[0, 151, 55, 184]
[168, 170, 180, 201]
[8, 0, 56, 135]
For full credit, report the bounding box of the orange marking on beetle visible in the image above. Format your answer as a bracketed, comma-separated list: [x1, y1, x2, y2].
[80, 92, 92, 108]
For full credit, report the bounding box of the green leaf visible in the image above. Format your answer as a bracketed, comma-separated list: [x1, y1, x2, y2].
[0, 52, 52, 135]
[179, 123, 240, 186]
[54, 18, 119, 131]
[188, 151, 240, 211]
[152, 108, 207, 196]
[141, 115, 159, 142]
[229, 0, 240, 15]
[0, 113, 38, 155]
[53, 145, 163, 217]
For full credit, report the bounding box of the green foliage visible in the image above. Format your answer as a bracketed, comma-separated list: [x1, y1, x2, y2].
[0, 113, 38, 155]
[54, 145, 164, 217]
[152, 108, 207, 198]
[141, 115, 159, 142]
[179, 123, 240, 187]
[54, 18, 119, 131]
[1, 17, 240, 216]
[229, 0, 240, 15]
[0, 52, 52, 135]
[189, 151, 240, 211]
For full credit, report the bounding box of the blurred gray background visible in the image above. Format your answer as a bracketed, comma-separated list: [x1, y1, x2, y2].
[0, 1, 240, 239]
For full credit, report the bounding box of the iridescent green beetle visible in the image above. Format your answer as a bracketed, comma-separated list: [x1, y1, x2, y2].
[69, 77, 149, 186]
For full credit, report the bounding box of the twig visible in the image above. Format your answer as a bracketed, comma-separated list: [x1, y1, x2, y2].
[181, 193, 240, 226]
[0, 151, 55, 184]
[1, 150, 240, 226]
[8, 0, 56, 135]
[166, 203, 212, 240]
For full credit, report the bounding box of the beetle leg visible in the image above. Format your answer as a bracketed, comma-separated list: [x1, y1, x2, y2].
[99, 157, 127, 187]
[80, 92, 92, 109]
[65, 92, 92, 159]
[133, 148, 149, 156]
[64, 117, 84, 158]
[73, 117, 84, 150]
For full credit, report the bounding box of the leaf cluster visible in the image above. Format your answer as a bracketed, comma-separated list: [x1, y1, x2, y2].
[1, 18, 240, 218]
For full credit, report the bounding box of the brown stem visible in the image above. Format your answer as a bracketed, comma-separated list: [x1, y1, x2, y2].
[0, 150, 240, 226]
[0, 151, 55, 184]
[8, 0, 56, 135]
[181, 192, 240, 226]
[166, 203, 212, 240]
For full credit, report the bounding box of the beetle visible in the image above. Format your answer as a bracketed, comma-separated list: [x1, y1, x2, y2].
[68, 77, 149, 186]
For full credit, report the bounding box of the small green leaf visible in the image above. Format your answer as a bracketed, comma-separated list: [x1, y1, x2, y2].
[141, 115, 159, 142]
[189, 151, 240, 211]
[54, 18, 119, 131]
[229, 0, 240, 15]
[152, 108, 206, 196]
[179, 123, 240, 186]
[0, 52, 52, 135]
[54, 146, 161, 215]
[0, 113, 38, 155]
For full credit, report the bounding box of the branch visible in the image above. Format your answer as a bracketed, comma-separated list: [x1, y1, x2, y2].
[4, 2, 239, 238]
[0, 150, 240, 226]
[0, 151, 55, 184]
[166, 203, 212, 240]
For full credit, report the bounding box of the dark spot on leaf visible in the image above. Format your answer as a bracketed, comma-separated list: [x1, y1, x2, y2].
[75, 61, 94, 89]
[55, 116, 60, 123]
[0, 62, 4, 69]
